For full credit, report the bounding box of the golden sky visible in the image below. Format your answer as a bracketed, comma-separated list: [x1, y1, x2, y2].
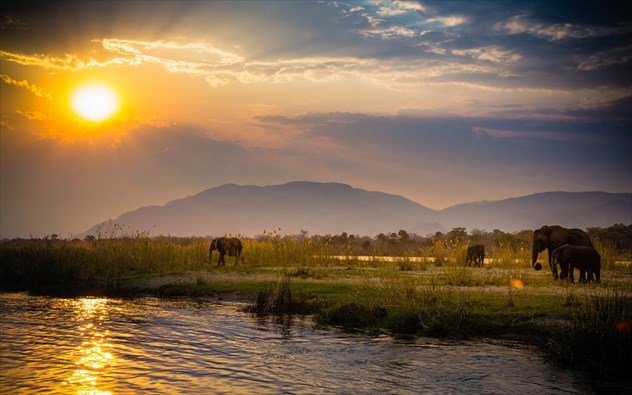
[1, 1, 631, 237]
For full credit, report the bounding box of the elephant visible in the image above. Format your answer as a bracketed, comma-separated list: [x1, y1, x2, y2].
[551, 244, 601, 283]
[465, 244, 485, 267]
[209, 237, 243, 266]
[531, 225, 593, 280]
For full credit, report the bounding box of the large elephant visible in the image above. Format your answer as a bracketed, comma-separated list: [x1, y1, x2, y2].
[209, 237, 243, 266]
[531, 225, 593, 280]
[551, 244, 601, 283]
[465, 244, 485, 267]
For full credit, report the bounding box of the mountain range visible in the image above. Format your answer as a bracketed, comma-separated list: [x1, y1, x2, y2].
[81, 181, 632, 237]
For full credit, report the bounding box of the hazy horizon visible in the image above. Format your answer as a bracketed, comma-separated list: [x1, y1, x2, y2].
[1, 1, 631, 238]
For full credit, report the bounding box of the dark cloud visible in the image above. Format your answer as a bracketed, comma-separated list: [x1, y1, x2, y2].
[258, 107, 631, 172]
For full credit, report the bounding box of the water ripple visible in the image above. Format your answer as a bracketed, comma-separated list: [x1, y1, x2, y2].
[1, 293, 628, 394]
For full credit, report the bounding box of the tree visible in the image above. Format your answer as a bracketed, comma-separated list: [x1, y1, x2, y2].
[447, 227, 467, 243]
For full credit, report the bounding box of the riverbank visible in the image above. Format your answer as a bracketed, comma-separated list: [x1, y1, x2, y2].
[1, 237, 631, 378]
[16, 264, 628, 378]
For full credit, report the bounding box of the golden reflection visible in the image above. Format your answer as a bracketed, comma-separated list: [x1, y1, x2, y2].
[62, 298, 115, 395]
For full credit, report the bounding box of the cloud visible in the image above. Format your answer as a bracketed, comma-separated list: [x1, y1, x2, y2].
[99, 39, 245, 66]
[0, 14, 28, 30]
[0, 50, 130, 71]
[1, 38, 523, 93]
[496, 15, 630, 40]
[361, 25, 418, 38]
[576, 45, 632, 71]
[16, 110, 48, 121]
[373, 0, 426, 16]
[451, 46, 522, 64]
[426, 16, 467, 27]
[0, 72, 52, 99]
[472, 126, 587, 143]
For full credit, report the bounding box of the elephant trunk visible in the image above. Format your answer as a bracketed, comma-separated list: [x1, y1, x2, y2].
[531, 245, 542, 271]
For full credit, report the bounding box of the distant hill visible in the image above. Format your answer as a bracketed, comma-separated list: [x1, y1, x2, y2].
[81, 182, 632, 238]
[438, 191, 632, 232]
[81, 182, 444, 238]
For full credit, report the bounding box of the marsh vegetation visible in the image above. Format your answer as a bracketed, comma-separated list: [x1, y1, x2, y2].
[1, 224, 631, 376]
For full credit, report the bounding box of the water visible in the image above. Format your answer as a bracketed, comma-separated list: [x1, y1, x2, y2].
[0, 293, 626, 394]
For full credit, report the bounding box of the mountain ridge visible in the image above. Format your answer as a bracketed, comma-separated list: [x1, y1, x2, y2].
[81, 181, 632, 237]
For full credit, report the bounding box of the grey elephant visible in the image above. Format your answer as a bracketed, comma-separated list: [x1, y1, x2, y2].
[209, 237, 243, 266]
[551, 244, 601, 283]
[465, 244, 485, 267]
[531, 225, 593, 280]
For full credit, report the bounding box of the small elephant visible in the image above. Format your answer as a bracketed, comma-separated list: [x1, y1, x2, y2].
[209, 237, 243, 266]
[551, 244, 601, 284]
[531, 225, 593, 280]
[465, 244, 485, 267]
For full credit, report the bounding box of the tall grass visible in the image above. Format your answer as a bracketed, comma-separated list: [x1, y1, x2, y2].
[0, 237, 209, 292]
[242, 237, 321, 267]
[594, 240, 632, 274]
[548, 291, 631, 377]
[244, 275, 316, 315]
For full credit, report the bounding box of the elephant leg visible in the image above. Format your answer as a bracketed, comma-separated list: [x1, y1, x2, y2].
[559, 261, 568, 280]
[549, 251, 558, 280]
[218, 251, 225, 266]
[550, 264, 559, 280]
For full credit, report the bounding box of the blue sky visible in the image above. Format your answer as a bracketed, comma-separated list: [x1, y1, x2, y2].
[1, 0, 631, 238]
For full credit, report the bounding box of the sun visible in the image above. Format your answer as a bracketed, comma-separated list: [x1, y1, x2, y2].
[70, 83, 119, 122]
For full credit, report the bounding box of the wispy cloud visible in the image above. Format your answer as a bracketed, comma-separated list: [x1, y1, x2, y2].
[576, 45, 632, 71]
[0, 14, 28, 30]
[0, 72, 52, 99]
[426, 16, 467, 27]
[472, 123, 621, 144]
[472, 126, 582, 142]
[373, 0, 426, 16]
[0, 50, 131, 71]
[16, 110, 48, 121]
[451, 46, 522, 64]
[361, 25, 418, 38]
[496, 15, 630, 40]
[99, 39, 245, 66]
[1, 39, 517, 92]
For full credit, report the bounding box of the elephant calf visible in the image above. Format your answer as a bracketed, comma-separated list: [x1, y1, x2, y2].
[209, 237, 244, 266]
[552, 244, 601, 284]
[465, 244, 485, 267]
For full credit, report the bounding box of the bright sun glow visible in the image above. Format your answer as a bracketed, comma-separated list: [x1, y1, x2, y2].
[71, 84, 119, 122]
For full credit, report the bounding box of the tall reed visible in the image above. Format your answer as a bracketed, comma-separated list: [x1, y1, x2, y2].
[548, 291, 631, 376]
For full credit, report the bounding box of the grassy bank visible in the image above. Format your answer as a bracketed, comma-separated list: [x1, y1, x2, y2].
[1, 235, 631, 376]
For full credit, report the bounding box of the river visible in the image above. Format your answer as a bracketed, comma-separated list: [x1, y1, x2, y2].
[0, 293, 626, 394]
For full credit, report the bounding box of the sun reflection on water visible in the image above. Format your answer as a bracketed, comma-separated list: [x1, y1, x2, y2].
[62, 298, 115, 395]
